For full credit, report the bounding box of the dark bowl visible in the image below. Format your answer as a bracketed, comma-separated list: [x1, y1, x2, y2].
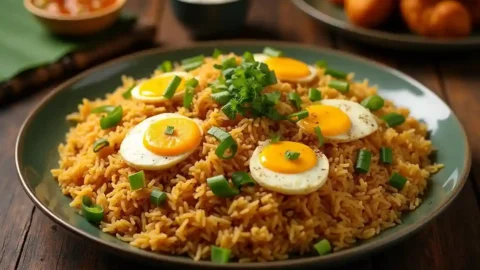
[170, 0, 249, 38]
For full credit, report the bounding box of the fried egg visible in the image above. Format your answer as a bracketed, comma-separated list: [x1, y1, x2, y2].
[119, 113, 203, 170]
[253, 54, 317, 83]
[131, 72, 195, 103]
[249, 140, 329, 195]
[298, 99, 378, 143]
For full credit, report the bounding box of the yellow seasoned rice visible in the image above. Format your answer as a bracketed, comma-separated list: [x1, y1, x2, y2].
[51, 54, 442, 262]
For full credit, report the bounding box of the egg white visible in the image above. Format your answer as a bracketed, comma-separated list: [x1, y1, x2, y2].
[119, 113, 203, 170]
[253, 53, 317, 83]
[300, 99, 378, 143]
[249, 140, 329, 195]
[131, 72, 195, 103]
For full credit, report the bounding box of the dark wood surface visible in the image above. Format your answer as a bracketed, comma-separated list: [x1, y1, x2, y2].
[1, 1, 480, 269]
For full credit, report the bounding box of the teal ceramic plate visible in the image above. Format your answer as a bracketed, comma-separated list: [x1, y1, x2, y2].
[292, 0, 480, 51]
[16, 41, 471, 269]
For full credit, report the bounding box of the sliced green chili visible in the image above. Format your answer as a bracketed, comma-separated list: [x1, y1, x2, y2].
[382, 113, 406, 127]
[328, 80, 349, 94]
[231, 172, 255, 189]
[325, 68, 347, 79]
[361, 95, 384, 111]
[314, 239, 331, 255]
[288, 92, 302, 109]
[91, 105, 116, 114]
[288, 110, 309, 122]
[129, 171, 145, 191]
[150, 189, 167, 206]
[356, 149, 372, 173]
[121, 84, 136, 99]
[207, 175, 239, 198]
[285, 150, 300, 160]
[314, 126, 324, 147]
[81, 196, 104, 224]
[389, 172, 407, 190]
[211, 245, 231, 263]
[100, 106, 123, 129]
[163, 75, 182, 99]
[308, 88, 322, 102]
[93, 138, 109, 153]
[207, 127, 238, 159]
[380, 147, 393, 164]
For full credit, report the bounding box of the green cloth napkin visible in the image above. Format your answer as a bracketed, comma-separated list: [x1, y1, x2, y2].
[0, 0, 136, 81]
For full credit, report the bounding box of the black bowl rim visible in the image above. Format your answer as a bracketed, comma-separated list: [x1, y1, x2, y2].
[15, 40, 471, 269]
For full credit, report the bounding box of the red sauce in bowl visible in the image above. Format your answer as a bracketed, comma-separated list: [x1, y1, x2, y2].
[33, 0, 117, 15]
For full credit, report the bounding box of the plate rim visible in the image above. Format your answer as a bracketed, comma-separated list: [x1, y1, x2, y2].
[292, 0, 480, 47]
[15, 40, 472, 268]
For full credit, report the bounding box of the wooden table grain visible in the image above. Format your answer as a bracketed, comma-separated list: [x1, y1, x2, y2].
[2, 1, 480, 269]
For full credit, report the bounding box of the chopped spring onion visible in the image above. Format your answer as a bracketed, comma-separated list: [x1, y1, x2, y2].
[81, 196, 104, 224]
[163, 75, 182, 99]
[389, 172, 407, 190]
[164, 125, 175, 135]
[211, 245, 231, 263]
[263, 47, 283, 57]
[150, 189, 167, 206]
[207, 127, 238, 159]
[380, 147, 393, 164]
[270, 132, 281, 143]
[93, 138, 109, 153]
[185, 78, 199, 88]
[128, 171, 145, 191]
[325, 68, 347, 79]
[121, 84, 136, 99]
[231, 172, 255, 188]
[266, 70, 278, 85]
[183, 87, 195, 109]
[100, 106, 123, 129]
[265, 90, 281, 104]
[285, 150, 300, 160]
[221, 102, 237, 120]
[315, 60, 327, 68]
[214, 57, 237, 70]
[314, 126, 324, 147]
[183, 61, 203, 71]
[328, 80, 349, 94]
[314, 239, 332, 255]
[211, 91, 232, 105]
[207, 175, 239, 198]
[356, 149, 372, 173]
[308, 88, 321, 102]
[158, 60, 173, 72]
[288, 110, 309, 122]
[243, 51, 255, 62]
[212, 48, 223, 59]
[181, 55, 204, 65]
[361, 95, 384, 111]
[288, 92, 302, 109]
[91, 105, 116, 114]
[382, 113, 405, 127]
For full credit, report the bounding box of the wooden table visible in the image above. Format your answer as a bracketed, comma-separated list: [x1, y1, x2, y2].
[2, 1, 480, 269]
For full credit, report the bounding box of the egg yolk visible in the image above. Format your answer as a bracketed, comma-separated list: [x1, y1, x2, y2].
[259, 141, 317, 174]
[299, 105, 351, 136]
[265, 57, 311, 81]
[139, 75, 186, 97]
[143, 117, 201, 156]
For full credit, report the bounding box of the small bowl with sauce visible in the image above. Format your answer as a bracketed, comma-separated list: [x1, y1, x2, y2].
[24, 0, 127, 36]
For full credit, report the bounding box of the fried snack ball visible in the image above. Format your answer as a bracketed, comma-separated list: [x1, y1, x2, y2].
[400, 0, 472, 37]
[460, 0, 480, 25]
[344, 0, 397, 28]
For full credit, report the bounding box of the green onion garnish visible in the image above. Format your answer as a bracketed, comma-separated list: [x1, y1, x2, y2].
[100, 106, 123, 129]
[288, 110, 309, 122]
[308, 88, 321, 102]
[150, 189, 167, 206]
[315, 60, 327, 68]
[325, 68, 347, 79]
[158, 60, 173, 72]
[270, 132, 281, 143]
[181, 55, 204, 65]
[93, 138, 109, 153]
[183, 61, 203, 71]
[389, 172, 407, 190]
[185, 78, 199, 88]
[382, 113, 405, 127]
[263, 47, 283, 57]
[221, 102, 237, 120]
[211, 245, 231, 263]
[361, 95, 384, 111]
[265, 90, 281, 104]
[314, 126, 324, 147]
[314, 239, 331, 255]
[243, 51, 255, 62]
[211, 91, 232, 105]
[128, 171, 145, 191]
[121, 84, 136, 99]
[207, 175, 239, 198]
[285, 150, 300, 160]
[328, 80, 349, 94]
[212, 49, 223, 59]
[356, 149, 372, 173]
[164, 125, 174, 135]
[91, 105, 116, 114]
[231, 171, 255, 189]
[288, 92, 302, 109]
[207, 127, 238, 159]
[183, 87, 195, 109]
[163, 75, 182, 99]
[214, 57, 237, 70]
[266, 70, 278, 85]
[380, 147, 393, 164]
[81, 196, 104, 224]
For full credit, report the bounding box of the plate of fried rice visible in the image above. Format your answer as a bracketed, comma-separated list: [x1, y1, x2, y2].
[16, 41, 470, 268]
